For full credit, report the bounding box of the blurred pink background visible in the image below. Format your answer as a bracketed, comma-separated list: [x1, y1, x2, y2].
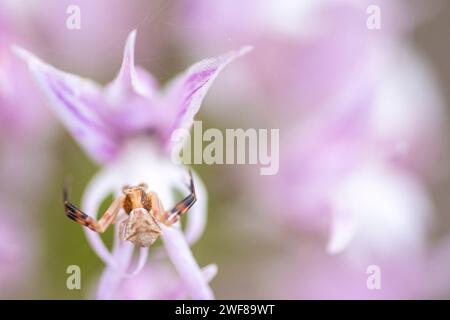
[1, 0, 450, 299]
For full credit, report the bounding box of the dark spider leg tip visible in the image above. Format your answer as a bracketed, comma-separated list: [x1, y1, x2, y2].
[66, 214, 78, 222]
[66, 214, 85, 225]
[65, 213, 84, 223]
[65, 210, 90, 224]
[62, 181, 70, 203]
[66, 214, 91, 228]
[64, 209, 80, 220]
[65, 204, 89, 219]
[65, 210, 80, 218]
[187, 170, 196, 194]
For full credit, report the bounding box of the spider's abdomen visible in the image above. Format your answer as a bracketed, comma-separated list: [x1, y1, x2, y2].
[119, 208, 161, 247]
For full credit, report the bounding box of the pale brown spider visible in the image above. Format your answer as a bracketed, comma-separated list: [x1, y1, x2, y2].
[63, 172, 196, 247]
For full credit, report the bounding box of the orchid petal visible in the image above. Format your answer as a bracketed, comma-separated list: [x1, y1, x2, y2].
[328, 163, 432, 257]
[161, 224, 214, 299]
[13, 46, 118, 163]
[174, 169, 208, 245]
[81, 168, 119, 268]
[107, 30, 157, 101]
[96, 240, 134, 300]
[171, 263, 218, 300]
[163, 46, 253, 147]
[326, 208, 357, 255]
[110, 261, 217, 300]
[201, 263, 218, 282]
[95, 266, 120, 300]
[123, 247, 149, 278]
[96, 221, 135, 299]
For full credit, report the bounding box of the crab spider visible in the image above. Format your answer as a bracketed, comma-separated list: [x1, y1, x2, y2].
[63, 171, 196, 247]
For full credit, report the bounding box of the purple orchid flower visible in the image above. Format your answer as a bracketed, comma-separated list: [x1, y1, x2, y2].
[0, 203, 36, 296]
[4, 0, 159, 77]
[272, 237, 450, 299]
[1, 9, 53, 190]
[14, 30, 251, 299]
[177, 0, 411, 119]
[1, 49, 53, 201]
[265, 44, 445, 259]
[1, 13, 49, 299]
[14, 30, 251, 164]
[98, 258, 218, 300]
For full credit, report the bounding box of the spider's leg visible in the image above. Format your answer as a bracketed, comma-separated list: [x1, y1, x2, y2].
[63, 184, 124, 233]
[163, 170, 196, 226]
[146, 191, 165, 221]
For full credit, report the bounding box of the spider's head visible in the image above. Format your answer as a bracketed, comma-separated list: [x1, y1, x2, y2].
[122, 183, 148, 195]
[122, 183, 149, 210]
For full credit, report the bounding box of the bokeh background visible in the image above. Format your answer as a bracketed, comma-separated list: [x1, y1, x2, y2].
[1, 0, 450, 299]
